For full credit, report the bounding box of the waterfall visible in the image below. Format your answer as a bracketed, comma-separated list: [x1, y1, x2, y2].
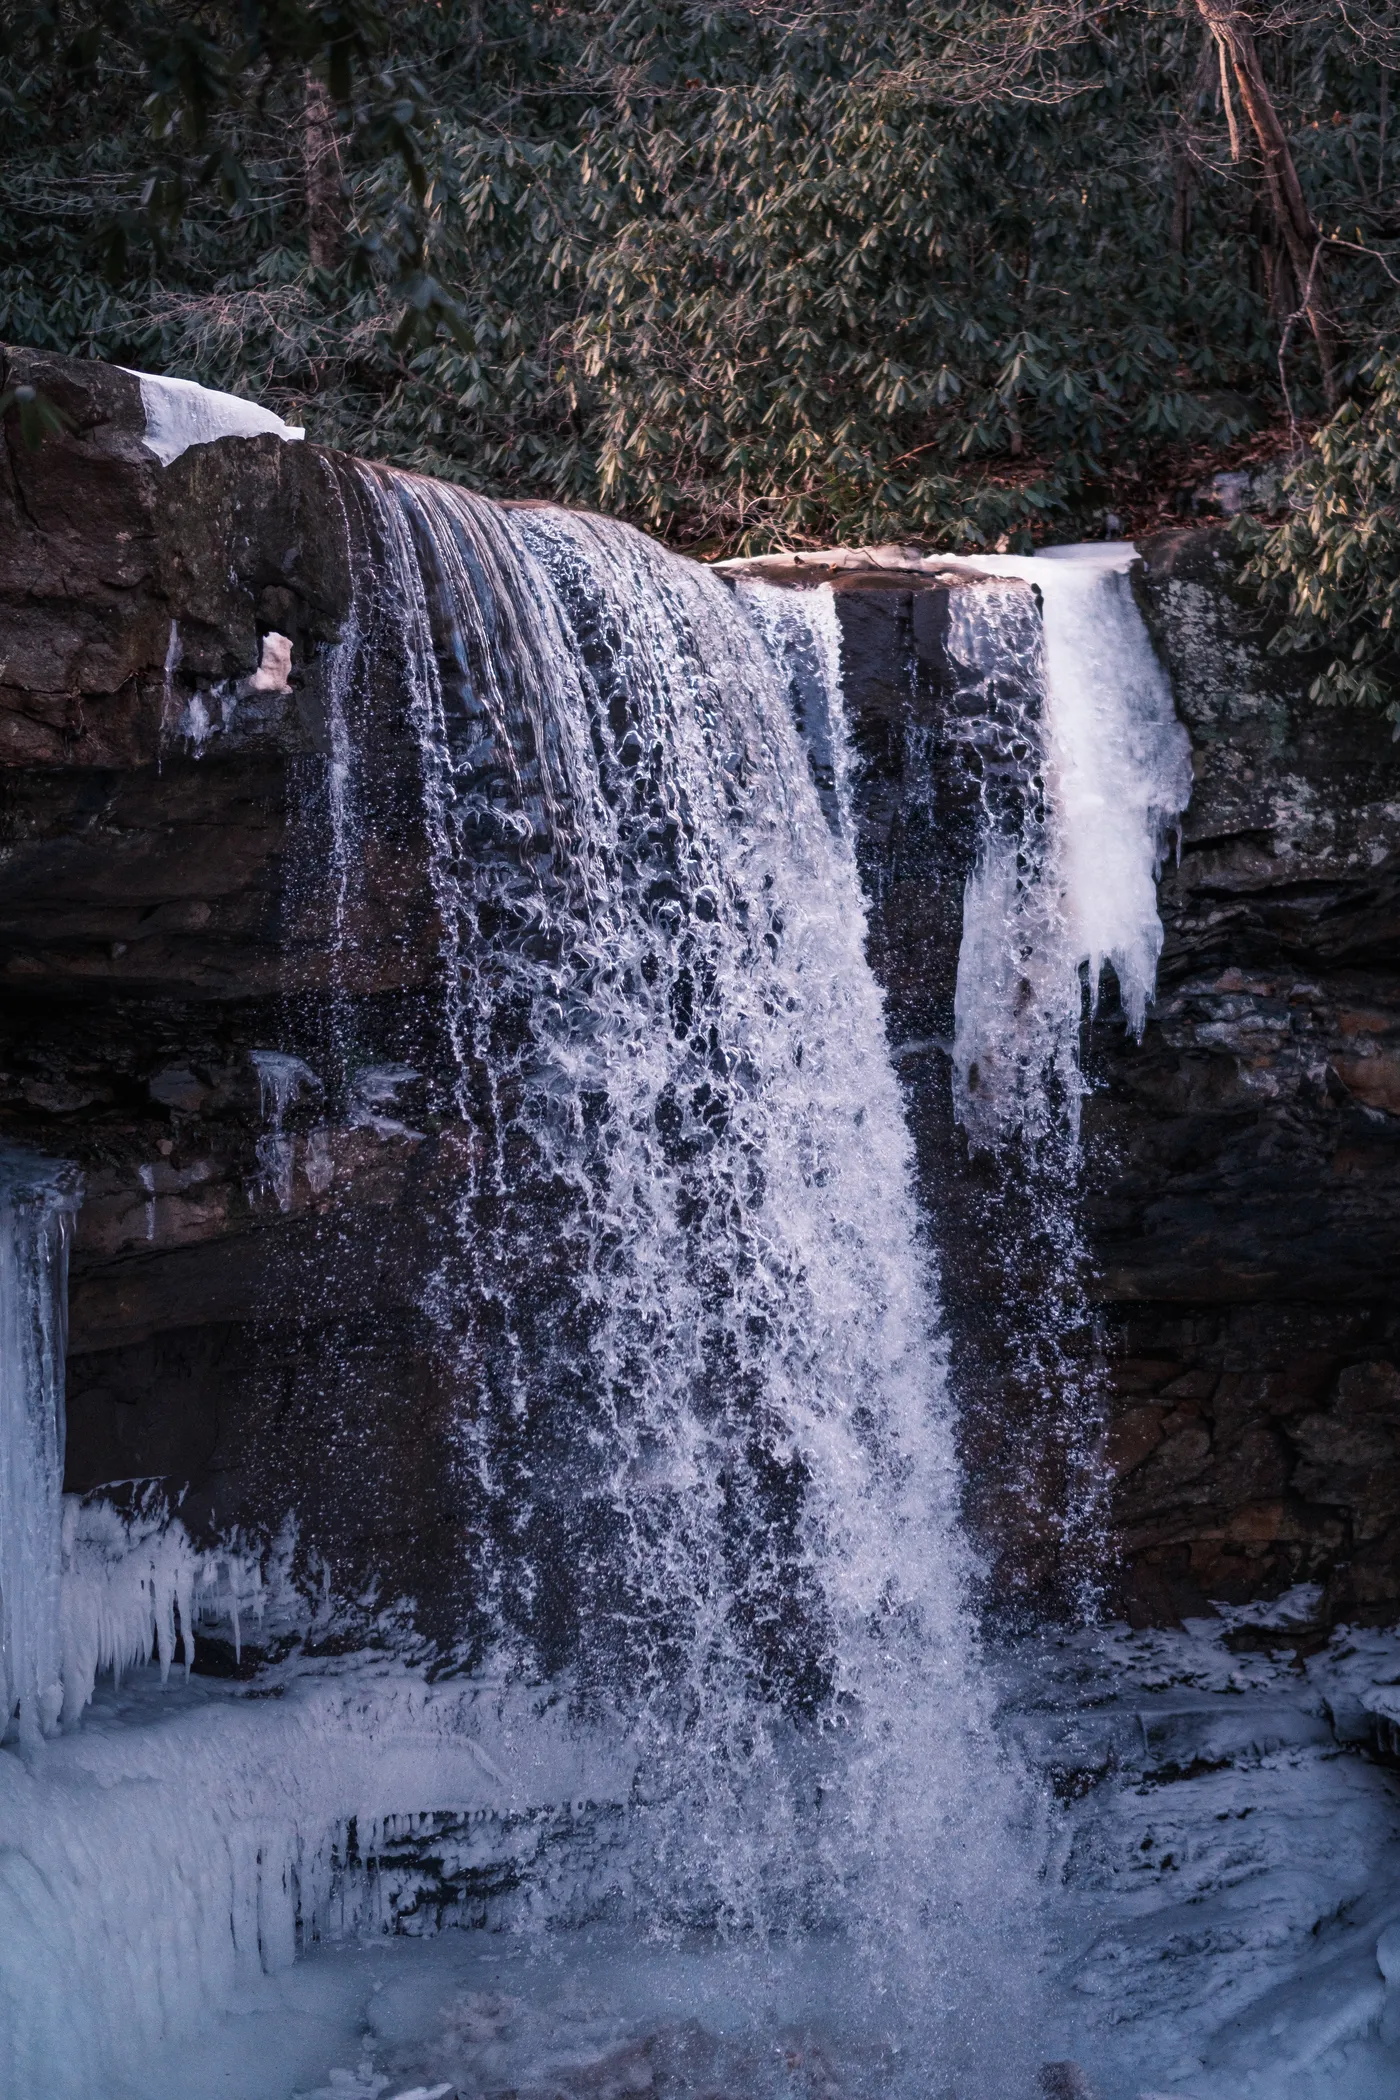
[948, 544, 1192, 1148]
[893, 542, 1192, 1619]
[0, 443, 1050, 2093]
[0, 1148, 81, 1746]
[328, 466, 1037, 2072]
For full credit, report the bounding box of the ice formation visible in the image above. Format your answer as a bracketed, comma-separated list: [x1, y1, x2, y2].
[945, 543, 1192, 1145]
[123, 368, 305, 467]
[350, 1066, 425, 1141]
[58, 1495, 265, 1724]
[252, 1049, 323, 1210]
[0, 1147, 81, 1746]
[0, 1660, 630, 2099]
[19, 1610, 1400, 2100]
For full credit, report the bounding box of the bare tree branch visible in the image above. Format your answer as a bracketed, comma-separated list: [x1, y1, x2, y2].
[1213, 29, 1243, 160]
[1194, 0, 1339, 404]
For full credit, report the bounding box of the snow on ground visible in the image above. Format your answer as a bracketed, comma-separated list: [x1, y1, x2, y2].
[8, 1605, 1400, 2100]
[123, 369, 305, 465]
[1016, 1600, 1400, 2098]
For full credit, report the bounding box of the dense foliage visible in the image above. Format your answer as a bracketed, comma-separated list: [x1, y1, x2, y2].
[0, 0, 1396, 578]
[1243, 353, 1400, 720]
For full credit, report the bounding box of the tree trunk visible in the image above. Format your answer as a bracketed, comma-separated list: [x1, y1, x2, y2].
[1194, 0, 1339, 404]
[304, 72, 346, 271]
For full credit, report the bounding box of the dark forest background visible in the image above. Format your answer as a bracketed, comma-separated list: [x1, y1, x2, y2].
[2, 2, 1398, 702]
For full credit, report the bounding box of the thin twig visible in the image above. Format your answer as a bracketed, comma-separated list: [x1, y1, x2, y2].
[1321, 230, 1400, 289]
[1277, 238, 1328, 441]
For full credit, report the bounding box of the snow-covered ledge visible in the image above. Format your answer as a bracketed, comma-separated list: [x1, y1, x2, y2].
[122, 368, 305, 467]
[0, 1662, 631, 2099]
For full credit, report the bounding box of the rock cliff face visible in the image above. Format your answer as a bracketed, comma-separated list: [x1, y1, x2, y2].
[1085, 532, 1400, 1624]
[728, 534, 1400, 1627]
[4, 349, 1398, 1628]
[0, 348, 468, 1621]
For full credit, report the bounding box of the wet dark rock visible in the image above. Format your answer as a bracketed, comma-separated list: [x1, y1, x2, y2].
[5, 350, 1399, 1629]
[0, 347, 463, 1618]
[1086, 528, 1400, 1622]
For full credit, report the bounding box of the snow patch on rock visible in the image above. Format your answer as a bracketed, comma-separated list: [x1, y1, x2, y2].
[123, 368, 305, 466]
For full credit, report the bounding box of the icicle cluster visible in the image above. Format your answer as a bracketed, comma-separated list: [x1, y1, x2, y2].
[58, 1495, 265, 1723]
[251, 1048, 322, 1211]
[948, 542, 1192, 1146]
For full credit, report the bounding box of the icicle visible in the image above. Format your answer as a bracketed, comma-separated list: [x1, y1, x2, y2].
[228, 1557, 243, 1664]
[0, 1149, 81, 1747]
[250, 1051, 321, 1211]
[941, 543, 1192, 1145]
[175, 1555, 196, 1681]
[57, 1497, 260, 1721]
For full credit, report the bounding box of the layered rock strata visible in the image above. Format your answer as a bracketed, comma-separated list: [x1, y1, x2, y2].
[5, 349, 1399, 1625]
[0, 349, 465, 1617]
[1087, 531, 1400, 1623]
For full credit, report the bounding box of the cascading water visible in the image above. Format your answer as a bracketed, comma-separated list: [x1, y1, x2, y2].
[947, 545, 1192, 1148]
[862, 542, 1192, 1623]
[0, 1148, 81, 1748]
[2, 440, 1050, 2097]
[325, 466, 1041, 2076]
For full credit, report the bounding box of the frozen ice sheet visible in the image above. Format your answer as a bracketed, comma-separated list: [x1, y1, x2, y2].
[34, 1614, 1400, 2100]
[0, 1658, 631, 2100]
[124, 1929, 921, 2100]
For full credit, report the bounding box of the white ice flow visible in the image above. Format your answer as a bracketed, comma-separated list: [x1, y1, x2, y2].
[0, 1146, 80, 1746]
[948, 542, 1193, 1145]
[0, 1659, 631, 2100]
[123, 368, 305, 467]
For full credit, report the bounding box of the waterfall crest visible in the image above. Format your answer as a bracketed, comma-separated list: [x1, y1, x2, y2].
[0, 1147, 81, 1745]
